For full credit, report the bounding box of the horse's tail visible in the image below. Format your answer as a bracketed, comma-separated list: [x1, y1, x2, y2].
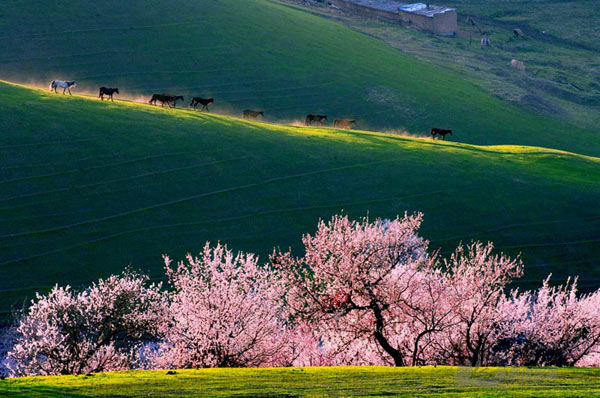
[49, 81, 55, 91]
[98, 87, 103, 97]
[148, 94, 155, 104]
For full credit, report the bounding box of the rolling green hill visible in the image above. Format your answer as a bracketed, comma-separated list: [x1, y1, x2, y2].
[2, 366, 600, 397]
[0, 0, 598, 156]
[1, 82, 599, 319]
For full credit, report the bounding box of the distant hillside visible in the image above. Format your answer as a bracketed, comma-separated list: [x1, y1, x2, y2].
[285, 0, 600, 130]
[0, 0, 598, 155]
[1, 82, 599, 320]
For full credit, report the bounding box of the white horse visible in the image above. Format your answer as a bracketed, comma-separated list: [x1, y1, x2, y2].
[49, 80, 77, 95]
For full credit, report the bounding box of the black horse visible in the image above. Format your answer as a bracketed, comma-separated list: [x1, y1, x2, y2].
[243, 110, 264, 119]
[99, 87, 119, 101]
[190, 97, 214, 111]
[149, 94, 184, 108]
[169, 95, 184, 108]
[305, 114, 328, 126]
[430, 128, 453, 140]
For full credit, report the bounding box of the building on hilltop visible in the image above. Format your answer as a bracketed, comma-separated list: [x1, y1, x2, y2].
[330, 0, 457, 36]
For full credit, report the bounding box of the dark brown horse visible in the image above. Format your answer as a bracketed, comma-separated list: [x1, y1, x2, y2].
[99, 87, 119, 101]
[189, 97, 214, 111]
[305, 114, 327, 126]
[149, 94, 184, 108]
[169, 95, 184, 108]
[333, 119, 356, 129]
[243, 110, 264, 119]
[430, 128, 453, 140]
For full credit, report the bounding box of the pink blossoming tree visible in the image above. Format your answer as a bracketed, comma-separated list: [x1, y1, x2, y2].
[156, 243, 289, 368]
[8, 271, 166, 376]
[272, 213, 436, 366]
[497, 276, 600, 366]
[437, 242, 523, 366]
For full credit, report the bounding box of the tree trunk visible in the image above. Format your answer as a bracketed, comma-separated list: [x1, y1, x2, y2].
[372, 304, 405, 366]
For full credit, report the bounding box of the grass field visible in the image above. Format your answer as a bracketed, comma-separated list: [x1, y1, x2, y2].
[1, 81, 599, 320]
[289, 0, 600, 128]
[0, 0, 598, 156]
[2, 366, 600, 397]
[444, 0, 600, 51]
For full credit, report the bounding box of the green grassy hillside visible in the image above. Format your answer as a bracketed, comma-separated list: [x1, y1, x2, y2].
[445, 0, 600, 51]
[2, 366, 600, 397]
[304, 0, 600, 128]
[0, 0, 598, 156]
[1, 82, 599, 318]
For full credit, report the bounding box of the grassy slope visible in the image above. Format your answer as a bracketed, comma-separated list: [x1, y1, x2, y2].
[0, 0, 598, 156]
[306, 0, 600, 128]
[444, 0, 600, 51]
[2, 367, 600, 397]
[443, 0, 600, 124]
[1, 82, 599, 317]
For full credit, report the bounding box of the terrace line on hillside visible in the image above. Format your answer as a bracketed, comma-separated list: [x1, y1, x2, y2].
[330, 0, 457, 35]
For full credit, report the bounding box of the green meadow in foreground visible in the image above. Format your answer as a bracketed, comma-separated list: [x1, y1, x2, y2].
[0, 0, 598, 156]
[1, 82, 599, 319]
[2, 366, 600, 397]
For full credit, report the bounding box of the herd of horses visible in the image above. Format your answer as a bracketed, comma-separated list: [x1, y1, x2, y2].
[49, 80, 453, 139]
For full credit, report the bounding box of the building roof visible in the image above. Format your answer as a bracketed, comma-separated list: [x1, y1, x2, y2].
[346, 0, 405, 13]
[399, 3, 455, 17]
[344, 1, 455, 17]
